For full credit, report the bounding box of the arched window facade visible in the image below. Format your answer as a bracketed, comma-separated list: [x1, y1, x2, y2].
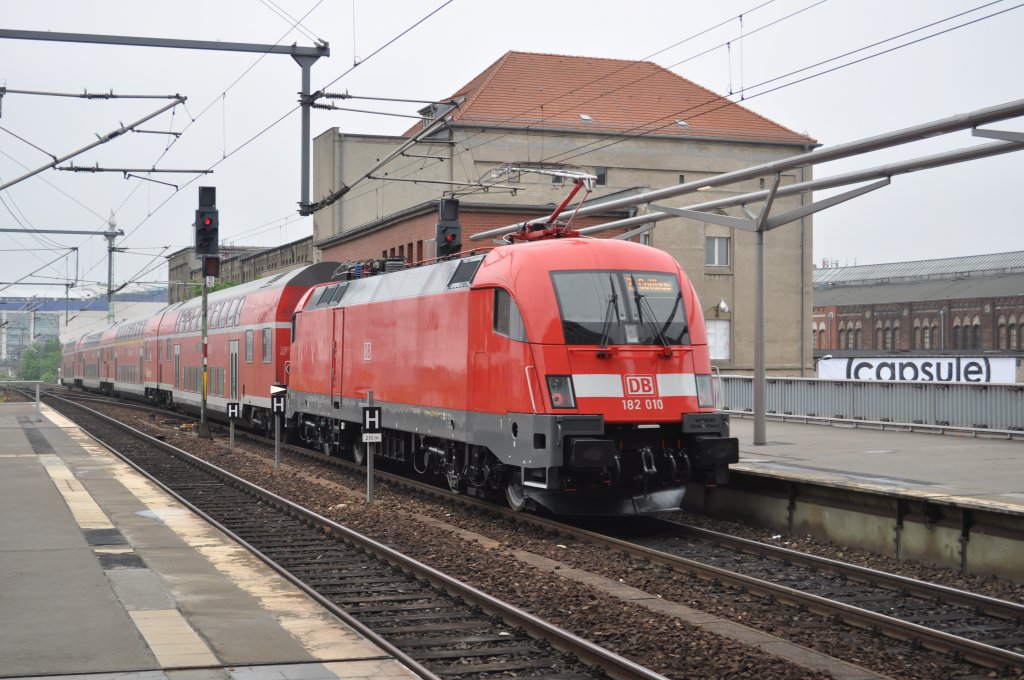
[998, 316, 1007, 350]
[1010, 315, 1019, 350]
[914, 324, 922, 349]
[854, 323, 863, 349]
[972, 316, 982, 349]
[923, 325, 932, 350]
[953, 317, 963, 349]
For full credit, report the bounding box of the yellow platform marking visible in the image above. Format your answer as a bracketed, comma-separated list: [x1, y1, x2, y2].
[39, 404, 388, 664]
[39, 455, 114, 530]
[128, 609, 218, 668]
[112, 466, 386, 661]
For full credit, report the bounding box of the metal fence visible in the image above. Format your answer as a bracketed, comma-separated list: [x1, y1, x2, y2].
[0, 380, 43, 421]
[718, 375, 1024, 433]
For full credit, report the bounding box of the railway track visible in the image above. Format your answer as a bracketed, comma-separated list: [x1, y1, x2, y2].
[47, 387, 1024, 675]
[231, 412, 1024, 672]
[606, 517, 1024, 670]
[41, 391, 665, 680]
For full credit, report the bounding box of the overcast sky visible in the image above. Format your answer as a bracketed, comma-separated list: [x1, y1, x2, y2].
[1, 0, 1022, 299]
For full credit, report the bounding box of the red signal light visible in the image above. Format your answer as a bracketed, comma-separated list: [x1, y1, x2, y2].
[445, 234, 455, 242]
[203, 217, 213, 226]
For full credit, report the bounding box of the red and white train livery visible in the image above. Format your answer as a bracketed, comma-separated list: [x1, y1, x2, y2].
[61, 238, 738, 515]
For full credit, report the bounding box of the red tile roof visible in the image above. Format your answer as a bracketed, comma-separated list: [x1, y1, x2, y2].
[409, 51, 814, 144]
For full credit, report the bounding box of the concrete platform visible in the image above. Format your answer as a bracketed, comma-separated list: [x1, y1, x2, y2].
[0, 402, 417, 680]
[729, 416, 1024, 515]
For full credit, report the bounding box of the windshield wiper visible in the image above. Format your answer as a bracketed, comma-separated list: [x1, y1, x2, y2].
[630, 275, 672, 356]
[597, 276, 620, 358]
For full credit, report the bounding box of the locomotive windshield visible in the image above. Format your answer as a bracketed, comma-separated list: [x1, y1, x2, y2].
[551, 270, 690, 346]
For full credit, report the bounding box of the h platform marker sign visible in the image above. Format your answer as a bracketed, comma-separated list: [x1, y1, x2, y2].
[362, 406, 382, 443]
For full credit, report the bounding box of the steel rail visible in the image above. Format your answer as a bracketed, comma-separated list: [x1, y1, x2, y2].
[662, 521, 1024, 621]
[245, 431, 1024, 670]
[50, 389, 1024, 670]
[42, 392, 668, 680]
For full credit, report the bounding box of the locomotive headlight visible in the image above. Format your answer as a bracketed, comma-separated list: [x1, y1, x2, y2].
[695, 374, 715, 409]
[546, 375, 576, 409]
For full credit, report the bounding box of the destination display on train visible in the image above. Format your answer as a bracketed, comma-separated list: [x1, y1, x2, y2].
[818, 356, 1017, 384]
[625, 274, 676, 296]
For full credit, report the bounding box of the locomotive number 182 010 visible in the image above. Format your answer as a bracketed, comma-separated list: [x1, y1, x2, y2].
[622, 398, 664, 410]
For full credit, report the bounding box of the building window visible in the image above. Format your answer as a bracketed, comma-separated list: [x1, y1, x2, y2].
[594, 167, 607, 186]
[923, 326, 931, 350]
[885, 326, 893, 350]
[262, 329, 272, 363]
[245, 330, 254, 363]
[706, 319, 730, 361]
[705, 236, 730, 267]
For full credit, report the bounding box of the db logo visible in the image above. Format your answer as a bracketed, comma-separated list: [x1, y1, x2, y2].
[624, 375, 656, 397]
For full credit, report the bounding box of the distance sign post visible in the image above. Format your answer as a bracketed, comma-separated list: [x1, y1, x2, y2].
[362, 390, 381, 505]
[271, 386, 286, 469]
[227, 402, 239, 451]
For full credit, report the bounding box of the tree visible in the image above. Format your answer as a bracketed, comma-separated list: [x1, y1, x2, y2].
[18, 338, 62, 383]
[183, 279, 240, 301]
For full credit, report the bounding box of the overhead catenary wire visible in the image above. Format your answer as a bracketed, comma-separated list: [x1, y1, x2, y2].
[344, 0, 1018, 207]
[329, 0, 826, 206]
[71, 0, 453, 295]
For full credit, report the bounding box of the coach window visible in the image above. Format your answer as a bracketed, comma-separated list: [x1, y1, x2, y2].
[245, 329, 254, 363]
[262, 329, 272, 362]
[493, 289, 528, 342]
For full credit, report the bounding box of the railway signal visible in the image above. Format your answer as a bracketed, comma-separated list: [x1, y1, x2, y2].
[435, 198, 461, 257]
[195, 186, 219, 256]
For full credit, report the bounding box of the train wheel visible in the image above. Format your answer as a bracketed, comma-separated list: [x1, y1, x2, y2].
[505, 470, 527, 512]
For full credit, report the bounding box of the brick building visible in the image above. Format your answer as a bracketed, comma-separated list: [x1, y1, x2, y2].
[813, 251, 1024, 357]
[314, 51, 817, 374]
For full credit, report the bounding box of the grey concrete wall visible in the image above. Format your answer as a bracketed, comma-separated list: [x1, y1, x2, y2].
[315, 125, 815, 376]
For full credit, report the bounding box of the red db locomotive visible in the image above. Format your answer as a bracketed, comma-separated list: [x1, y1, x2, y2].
[287, 237, 738, 515]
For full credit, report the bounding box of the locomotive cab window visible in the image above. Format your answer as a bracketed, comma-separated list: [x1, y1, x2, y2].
[493, 289, 528, 342]
[551, 270, 689, 346]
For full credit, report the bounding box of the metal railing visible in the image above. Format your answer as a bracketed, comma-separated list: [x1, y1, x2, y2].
[0, 381, 44, 421]
[718, 375, 1024, 435]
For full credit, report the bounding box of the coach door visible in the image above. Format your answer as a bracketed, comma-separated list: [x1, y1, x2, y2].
[174, 345, 180, 389]
[229, 340, 239, 400]
[332, 310, 343, 409]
